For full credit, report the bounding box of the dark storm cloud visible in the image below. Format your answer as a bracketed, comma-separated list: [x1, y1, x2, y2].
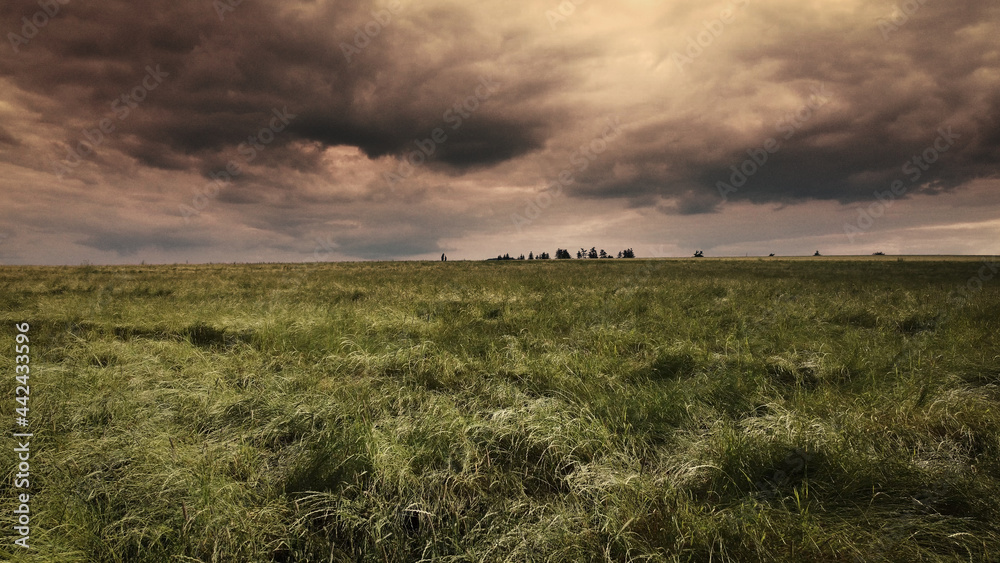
[3, 0, 997, 207]
[0, 0, 568, 182]
[743, 2, 1000, 194]
[558, 0, 1000, 211]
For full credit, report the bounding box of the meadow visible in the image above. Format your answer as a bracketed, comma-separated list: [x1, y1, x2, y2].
[0, 257, 998, 562]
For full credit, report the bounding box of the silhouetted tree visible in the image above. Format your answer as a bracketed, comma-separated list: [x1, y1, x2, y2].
[588, 247, 598, 259]
[814, 250, 821, 256]
[693, 250, 704, 258]
[528, 251, 534, 260]
[599, 249, 608, 258]
[872, 251, 885, 255]
[768, 253, 775, 257]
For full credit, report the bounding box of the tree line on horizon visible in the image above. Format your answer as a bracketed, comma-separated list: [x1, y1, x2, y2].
[488, 248, 635, 260]
[485, 249, 893, 260]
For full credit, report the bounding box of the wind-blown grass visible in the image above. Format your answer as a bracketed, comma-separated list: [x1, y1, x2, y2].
[0, 258, 997, 561]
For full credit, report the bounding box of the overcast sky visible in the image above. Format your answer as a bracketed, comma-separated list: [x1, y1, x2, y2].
[1, 0, 998, 264]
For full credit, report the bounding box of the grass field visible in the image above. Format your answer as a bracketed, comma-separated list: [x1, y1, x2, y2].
[1, 258, 999, 562]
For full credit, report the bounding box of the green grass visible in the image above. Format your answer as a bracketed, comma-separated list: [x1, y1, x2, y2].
[0, 258, 998, 562]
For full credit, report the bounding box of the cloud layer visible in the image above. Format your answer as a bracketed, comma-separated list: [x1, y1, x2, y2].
[1, 0, 998, 262]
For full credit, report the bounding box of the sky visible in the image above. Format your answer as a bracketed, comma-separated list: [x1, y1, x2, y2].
[0, 0, 998, 264]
